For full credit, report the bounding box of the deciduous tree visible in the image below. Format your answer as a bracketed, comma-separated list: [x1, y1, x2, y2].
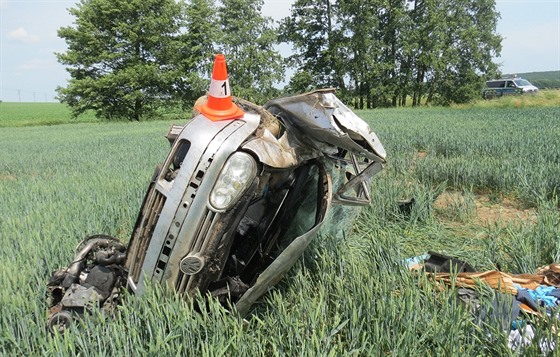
[218, 0, 284, 103]
[179, 0, 220, 103]
[431, 0, 502, 105]
[280, 0, 346, 91]
[282, 0, 502, 107]
[57, 0, 189, 120]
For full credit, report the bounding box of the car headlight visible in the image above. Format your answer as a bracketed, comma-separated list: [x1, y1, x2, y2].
[209, 152, 257, 211]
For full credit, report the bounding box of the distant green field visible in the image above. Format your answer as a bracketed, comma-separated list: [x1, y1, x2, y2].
[1, 106, 559, 355]
[0, 102, 99, 127]
[0, 102, 191, 127]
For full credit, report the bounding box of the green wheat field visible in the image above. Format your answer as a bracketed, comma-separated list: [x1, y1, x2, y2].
[1, 98, 559, 355]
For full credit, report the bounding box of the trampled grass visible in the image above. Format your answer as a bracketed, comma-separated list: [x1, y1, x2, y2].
[1, 105, 559, 355]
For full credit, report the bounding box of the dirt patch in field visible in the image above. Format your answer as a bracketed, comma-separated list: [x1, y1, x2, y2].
[474, 196, 537, 225]
[0, 174, 16, 181]
[416, 150, 428, 159]
[434, 192, 536, 226]
[434, 192, 465, 209]
[409, 150, 429, 172]
[412, 150, 428, 163]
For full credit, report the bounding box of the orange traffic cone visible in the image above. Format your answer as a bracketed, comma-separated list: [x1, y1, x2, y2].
[196, 54, 244, 121]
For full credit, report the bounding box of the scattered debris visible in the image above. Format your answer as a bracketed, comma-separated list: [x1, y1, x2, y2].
[397, 198, 415, 216]
[407, 252, 560, 352]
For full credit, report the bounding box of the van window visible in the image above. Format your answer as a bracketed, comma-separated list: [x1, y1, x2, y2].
[486, 81, 505, 88]
[506, 81, 516, 88]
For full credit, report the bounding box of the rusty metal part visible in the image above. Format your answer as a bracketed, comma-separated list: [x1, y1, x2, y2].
[62, 236, 126, 288]
[47, 235, 126, 333]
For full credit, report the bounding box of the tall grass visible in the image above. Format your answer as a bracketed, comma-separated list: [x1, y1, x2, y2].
[1, 106, 559, 355]
[361, 106, 560, 205]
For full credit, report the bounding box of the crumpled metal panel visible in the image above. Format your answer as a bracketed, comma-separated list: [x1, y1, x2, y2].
[242, 129, 299, 168]
[242, 127, 323, 168]
[61, 284, 102, 308]
[264, 89, 386, 162]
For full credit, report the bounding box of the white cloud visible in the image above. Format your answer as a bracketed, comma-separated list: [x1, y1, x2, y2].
[7, 27, 40, 44]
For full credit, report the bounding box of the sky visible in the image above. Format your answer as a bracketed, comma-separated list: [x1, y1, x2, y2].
[0, 0, 558, 102]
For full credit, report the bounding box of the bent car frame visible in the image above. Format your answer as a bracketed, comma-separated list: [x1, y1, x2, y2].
[46, 56, 386, 333]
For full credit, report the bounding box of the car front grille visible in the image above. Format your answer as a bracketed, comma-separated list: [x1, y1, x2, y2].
[127, 188, 167, 284]
[174, 209, 217, 294]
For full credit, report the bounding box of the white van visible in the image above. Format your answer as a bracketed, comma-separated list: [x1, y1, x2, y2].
[483, 78, 539, 99]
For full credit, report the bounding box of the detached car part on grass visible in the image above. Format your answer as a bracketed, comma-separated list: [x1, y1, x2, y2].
[47, 88, 386, 333]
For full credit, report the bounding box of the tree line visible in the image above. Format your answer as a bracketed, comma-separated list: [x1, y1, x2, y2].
[57, 0, 502, 120]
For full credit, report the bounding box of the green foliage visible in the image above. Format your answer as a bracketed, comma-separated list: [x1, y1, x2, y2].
[55, 0, 505, 112]
[57, 0, 190, 121]
[180, 0, 221, 103]
[455, 89, 560, 109]
[280, 0, 345, 90]
[1, 106, 559, 354]
[56, 0, 288, 116]
[429, 0, 502, 105]
[361, 106, 560, 203]
[218, 0, 284, 104]
[283, 71, 316, 94]
[478, 195, 559, 275]
[337, 0, 387, 106]
[281, 0, 502, 107]
[0, 102, 189, 127]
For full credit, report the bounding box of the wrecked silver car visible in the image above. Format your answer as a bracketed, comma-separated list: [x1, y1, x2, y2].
[47, 56, 386, 332]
